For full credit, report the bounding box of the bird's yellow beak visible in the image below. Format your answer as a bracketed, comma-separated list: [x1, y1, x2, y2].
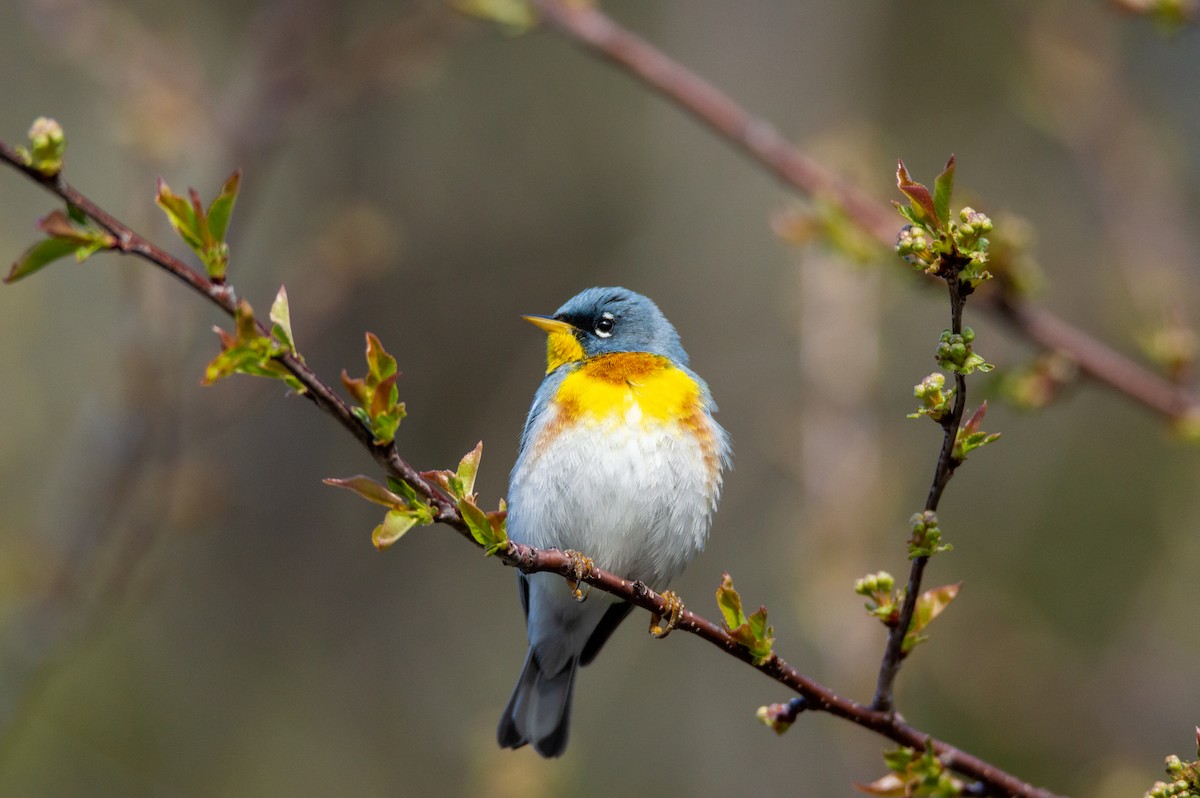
[521, 315, 576, 335]
[522, 315, 584, 373]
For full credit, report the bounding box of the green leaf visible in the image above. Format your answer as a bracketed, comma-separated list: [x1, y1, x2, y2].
[456, 442, 483, 498]
[893, 202, 927, 230]
[206, 170, 241, 244]
[386, 477, 418, 503]
[373, 509, 421, 550]
[745, 607, 773, 657]
[459, 496, 507, 555]
[715, 571, 748, 630]
[155, 178, 204, 251]
[903, 582, 962, 653]
[269, 285, 296, 354]
[322, 475, 405, 508]
[932, 155, 956, 228]
[5, 237, 78, 283]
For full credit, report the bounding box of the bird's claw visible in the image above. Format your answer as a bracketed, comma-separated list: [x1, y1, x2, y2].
[563, 549, 594, 602]
[649, 590, 684, 638]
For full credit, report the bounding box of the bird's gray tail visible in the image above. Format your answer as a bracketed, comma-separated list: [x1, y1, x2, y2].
[496, 650, 577, 758]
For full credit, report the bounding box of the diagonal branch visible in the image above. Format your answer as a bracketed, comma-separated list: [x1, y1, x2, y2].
[526, 0, 1199, 423]
[507, 545, 1059, 798]
[0, 140, 1060, 797]
[0, 139, 460, 531]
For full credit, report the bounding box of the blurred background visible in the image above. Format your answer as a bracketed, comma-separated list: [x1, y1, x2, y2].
[1, 1, 1199, 795]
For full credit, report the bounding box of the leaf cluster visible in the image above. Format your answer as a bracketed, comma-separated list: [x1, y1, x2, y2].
[856, 742, 966, 797]
[854, 570, 960, 654]
[423, 443, 509, 555]
[715, 572, 774, 664]
[894, 156, 992, 287]
[5, 207, 115, 284]
[342, 333, 407, 445]
[203, 289, 305, 393]
[323, 474, 436, 550]
[155, 171, 240, 281]
[952, 401, 1001, 461]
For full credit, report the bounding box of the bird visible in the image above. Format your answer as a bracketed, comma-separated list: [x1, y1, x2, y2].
[497, 286, 730, 758]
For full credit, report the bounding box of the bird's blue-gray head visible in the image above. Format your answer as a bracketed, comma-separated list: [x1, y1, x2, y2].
[523, 287, 688, 373]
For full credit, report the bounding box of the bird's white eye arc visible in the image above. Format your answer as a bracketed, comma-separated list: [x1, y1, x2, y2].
[594, 312, 615, 338]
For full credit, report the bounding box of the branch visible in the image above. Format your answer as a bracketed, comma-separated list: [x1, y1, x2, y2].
[527, 0, 1199, 423]
[873, 271, 971, 712]
[0, 141, 1060, 797]
[0, 138, 460, 532]
[507, 545, 1058, 798]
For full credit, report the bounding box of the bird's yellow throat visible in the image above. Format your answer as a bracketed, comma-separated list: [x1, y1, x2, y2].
[555, 352, 702, 425]
[544, 330, 585, 373]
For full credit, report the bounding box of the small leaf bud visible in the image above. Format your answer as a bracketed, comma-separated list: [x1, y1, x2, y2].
[25, 117, 67, 177]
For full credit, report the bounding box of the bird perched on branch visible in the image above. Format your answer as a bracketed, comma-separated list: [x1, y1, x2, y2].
[497, 286, 730, 757]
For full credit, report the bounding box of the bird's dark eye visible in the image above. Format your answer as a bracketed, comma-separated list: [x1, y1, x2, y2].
[594, 313, 615, 338]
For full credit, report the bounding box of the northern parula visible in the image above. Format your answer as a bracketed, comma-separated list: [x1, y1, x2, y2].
[497, 287, 730, 757]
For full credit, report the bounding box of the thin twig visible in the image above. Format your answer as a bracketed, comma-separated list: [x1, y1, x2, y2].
[527, 0, 1199, 423]
[0, 141, 1060, 797]
[872, 273, 971, 712]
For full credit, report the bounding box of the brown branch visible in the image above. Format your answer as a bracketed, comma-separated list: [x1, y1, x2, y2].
[987, 293, 1198, 419]
[506, 544, 1059, 798]
[0, 141, 1061, 797]
[527, 0, 1199, 424]
[0, 139, 460, 530]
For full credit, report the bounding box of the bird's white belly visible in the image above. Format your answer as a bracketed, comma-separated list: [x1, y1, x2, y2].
[509, 407, 718, 588]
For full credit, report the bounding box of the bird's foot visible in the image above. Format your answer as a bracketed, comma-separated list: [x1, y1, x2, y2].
[563, 549, 594, 602]
[650, 590, 685, 638]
